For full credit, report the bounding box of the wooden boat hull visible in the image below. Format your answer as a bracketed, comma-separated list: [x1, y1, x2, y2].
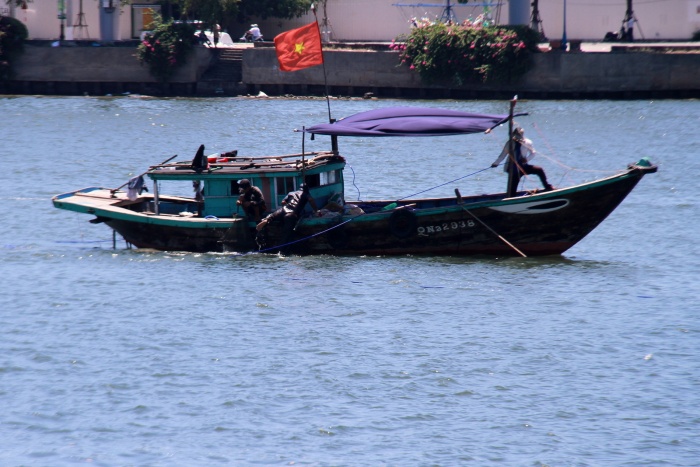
[53, 164, 655, 257]
[52, 188, 259, 253]
[104, 218, 257, 252]
[243, 164, 655, 256]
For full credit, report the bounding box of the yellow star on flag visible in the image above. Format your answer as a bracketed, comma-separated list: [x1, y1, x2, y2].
[294, 42, 305, 55]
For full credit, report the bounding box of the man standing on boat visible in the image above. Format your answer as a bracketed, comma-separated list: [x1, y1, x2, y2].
[492, 127, 554, 196]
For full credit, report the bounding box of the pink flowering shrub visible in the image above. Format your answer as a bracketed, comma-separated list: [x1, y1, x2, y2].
[391, 19, 539, 84]
[137, 17, 194, 82]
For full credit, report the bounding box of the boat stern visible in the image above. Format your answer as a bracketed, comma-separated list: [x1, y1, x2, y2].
[52, 187, 129, 215]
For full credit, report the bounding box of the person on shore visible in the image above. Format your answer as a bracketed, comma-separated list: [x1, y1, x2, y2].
[197, 30, 210, 46]
[242, 24, 263, 42]
[237, 179, 267, 221]
[491, 127, 554, 195]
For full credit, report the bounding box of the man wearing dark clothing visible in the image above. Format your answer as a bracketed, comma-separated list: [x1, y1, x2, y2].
[491, 127, 553, 196]
[256, 184, 318, 234]
[236, 179, 267, 221]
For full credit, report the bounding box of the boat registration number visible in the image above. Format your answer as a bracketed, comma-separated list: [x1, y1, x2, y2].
[418, 220, 475, 235]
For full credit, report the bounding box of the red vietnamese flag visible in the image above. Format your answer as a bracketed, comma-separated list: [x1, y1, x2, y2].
[274, 22, 324, 72]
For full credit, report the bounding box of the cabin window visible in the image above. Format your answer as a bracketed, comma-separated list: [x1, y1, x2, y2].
[320, 170, 339, 185]
[276, 177, 295, 195]
[154, 180, 201, 199]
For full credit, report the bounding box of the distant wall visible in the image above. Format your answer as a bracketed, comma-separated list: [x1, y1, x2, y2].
[242, 47, 700, 98]
[2, 45, 213, 95]
[2, 45, 699, 98]
[11, 45, 212, 83]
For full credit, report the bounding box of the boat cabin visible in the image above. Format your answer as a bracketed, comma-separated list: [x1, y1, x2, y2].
[145, 150, 346, 219]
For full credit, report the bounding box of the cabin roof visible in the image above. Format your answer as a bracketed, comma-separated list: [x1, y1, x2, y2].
[146, 151, 344, 180]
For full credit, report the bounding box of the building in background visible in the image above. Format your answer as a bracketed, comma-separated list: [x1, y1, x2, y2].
[3, 0, 699, 43]
[1, 0, 160, 41]
[256, 0, 700, 42]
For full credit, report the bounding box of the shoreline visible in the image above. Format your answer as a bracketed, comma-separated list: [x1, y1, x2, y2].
[1, 41, 699, 99]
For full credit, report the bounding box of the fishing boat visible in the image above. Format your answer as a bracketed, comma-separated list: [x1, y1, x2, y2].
[52, 103, 657, 257]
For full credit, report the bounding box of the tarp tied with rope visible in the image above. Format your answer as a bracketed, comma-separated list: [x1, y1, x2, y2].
[304, 107, 527, 137]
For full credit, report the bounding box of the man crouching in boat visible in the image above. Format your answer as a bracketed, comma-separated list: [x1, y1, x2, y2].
[237, 179, 267, 222]
[256, 184, 318, 232]
[256, 184, 319, 249]
[492, 127, 554, 196]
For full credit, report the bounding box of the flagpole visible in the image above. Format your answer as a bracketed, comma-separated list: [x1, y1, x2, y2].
[312, 4, 332, 124]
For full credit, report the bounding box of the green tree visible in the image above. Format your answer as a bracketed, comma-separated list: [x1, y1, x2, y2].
[236, 0, 314, 19]
[0, 15, 28, 80]
[171, 0, 312, 25]
[175, 0, 238, 30]
[136, 16, 194, 82]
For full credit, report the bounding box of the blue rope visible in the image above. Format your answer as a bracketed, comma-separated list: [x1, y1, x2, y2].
[347, 164, 361, 201]
[231, 216, 358, 256]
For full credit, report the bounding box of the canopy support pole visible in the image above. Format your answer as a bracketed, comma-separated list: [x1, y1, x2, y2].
[153, 180, 160, 215]
[301, 126, 307, 184]
[506, 96, 518, 198]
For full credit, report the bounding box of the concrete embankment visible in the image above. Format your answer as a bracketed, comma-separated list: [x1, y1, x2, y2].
[242, 43, 700, 99]
[1, 42, 698, 99]
[1, 45, 213, 96]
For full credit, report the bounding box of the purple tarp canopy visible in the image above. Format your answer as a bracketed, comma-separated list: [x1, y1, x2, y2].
[304, 107, 526, 137]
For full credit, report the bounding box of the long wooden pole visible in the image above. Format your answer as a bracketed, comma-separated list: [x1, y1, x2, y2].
[459, 206, 527, 258]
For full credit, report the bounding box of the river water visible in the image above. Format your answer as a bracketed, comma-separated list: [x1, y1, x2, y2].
[1, 95, 699, 466]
